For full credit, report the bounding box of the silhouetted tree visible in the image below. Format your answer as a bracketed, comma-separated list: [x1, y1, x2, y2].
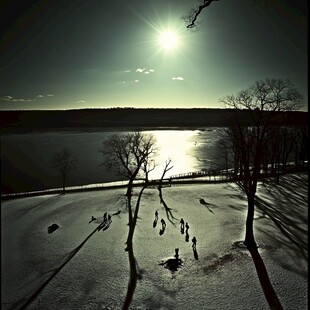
[220, 78, 303, 249]
[99, 131, 157, 310]
[50, 147, 77, 194]
[291, 124, 308, 168]
[99, 131, 157, 197]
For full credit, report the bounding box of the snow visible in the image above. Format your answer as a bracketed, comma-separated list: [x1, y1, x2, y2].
[1, 173, 308, 309]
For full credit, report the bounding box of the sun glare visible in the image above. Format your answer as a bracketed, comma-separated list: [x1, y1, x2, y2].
[158, 31, 178, 50]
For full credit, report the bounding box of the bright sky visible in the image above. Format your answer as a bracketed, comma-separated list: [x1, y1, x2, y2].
[0, 0, 307, 110]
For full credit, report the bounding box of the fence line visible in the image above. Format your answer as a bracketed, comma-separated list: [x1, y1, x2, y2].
[1, 162, 307, 200]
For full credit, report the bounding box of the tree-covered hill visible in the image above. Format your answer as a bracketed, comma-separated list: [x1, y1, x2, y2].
[0, 108, 307, 133]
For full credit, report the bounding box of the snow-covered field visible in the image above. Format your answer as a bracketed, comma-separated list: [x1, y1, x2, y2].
[1, 173, 308, 310]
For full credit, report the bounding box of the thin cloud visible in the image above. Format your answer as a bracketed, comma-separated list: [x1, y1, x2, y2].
[1, 96, 13, 101]
[12, 98, 33, 102]
[37, 95, 44, 98]
[124, 70, 131, 73]
[172, 77, 184, 81]
[149, 69, 155, 72]
[134, 80, 139, 83]
[1, 95, 33, 102]
[144, 71, 150, 74]
[47, 94, 55, 97]
[136, 68, 145, 73]
[75, 100, 86, 103]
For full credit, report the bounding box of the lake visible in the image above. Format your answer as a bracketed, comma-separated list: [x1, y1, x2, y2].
[1, 128, 224, 193]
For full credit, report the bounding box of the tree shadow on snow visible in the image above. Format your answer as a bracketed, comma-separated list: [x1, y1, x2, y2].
[157, 187, 178, 226]
[13, 194, 62, 221]
[248, 247, 284, 310]
[123, 187, 146, 310]
[220, 175, 307, 309]
[255, 195, 307, 266]
[255, 174, 308, 271]
[15, 219, 111, 310]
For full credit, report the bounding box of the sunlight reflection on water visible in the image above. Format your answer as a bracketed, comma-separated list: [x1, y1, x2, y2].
[1, 128, 223, 193]
[147, 130, 198, 180]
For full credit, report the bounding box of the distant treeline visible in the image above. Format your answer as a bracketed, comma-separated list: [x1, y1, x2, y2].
[0, 108, 307, 133]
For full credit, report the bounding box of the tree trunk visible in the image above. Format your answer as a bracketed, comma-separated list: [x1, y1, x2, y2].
[243, 192, 257, 249]
[275, 163, 280, 185]
[125, 178, 134, 197]
[62, 173, 66, 194]
[158, 185, 163, 204]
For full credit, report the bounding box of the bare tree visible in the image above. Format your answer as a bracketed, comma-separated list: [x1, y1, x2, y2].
[99, 131, 157, 197]
[99, 131, 157, 310]
[220, 78, 303, 249]
[50, 147, 77, 194]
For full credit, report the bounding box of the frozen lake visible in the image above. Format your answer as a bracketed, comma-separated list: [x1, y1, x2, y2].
[1, 128, 224, 193]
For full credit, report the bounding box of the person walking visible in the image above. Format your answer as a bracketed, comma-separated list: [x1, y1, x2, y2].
[161, 218, 166, 229]
[180, 218, 184, 229]
[192, 236, 197, 250]
[185, 222, 189, 232]
[103, 212, 107, 222]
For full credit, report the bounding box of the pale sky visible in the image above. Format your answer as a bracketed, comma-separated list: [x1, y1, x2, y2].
[0, 0, 307, 110]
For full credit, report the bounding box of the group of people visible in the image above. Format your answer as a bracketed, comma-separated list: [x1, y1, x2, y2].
[103, 212, 112, 223]
[179, 218, 190, 233]
[154, 210, 166, 232]
[180, 217, 197, 249]
[89, 212, 112, 224]
[154, 211, 197, 250]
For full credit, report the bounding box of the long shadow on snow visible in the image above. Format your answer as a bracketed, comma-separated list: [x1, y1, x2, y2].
[14, 220, 112, 310]
[157, 187, 178, 226]
[221, 174, 307, 309]
[224, 175, 307, 266]
[254, 196, 307, 275]
[11, 194, 62, 221]
[224, 175, 308, 264]
[248, 247, 284, 310]
[123, 186, 146, 310]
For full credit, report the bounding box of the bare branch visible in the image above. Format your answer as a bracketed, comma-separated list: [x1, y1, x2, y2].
[185, 0, 219, 29]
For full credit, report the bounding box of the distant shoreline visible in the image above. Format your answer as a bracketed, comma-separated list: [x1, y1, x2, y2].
[0, 108, 307, 134]
[0, 126, 219, 134]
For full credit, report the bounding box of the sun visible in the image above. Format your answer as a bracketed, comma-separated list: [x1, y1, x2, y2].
[158, 30, 178, 50]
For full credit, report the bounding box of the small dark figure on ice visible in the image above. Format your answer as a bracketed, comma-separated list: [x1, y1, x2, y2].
[199, 198, 207, 205]
[192, 236, 197, 250]
[174, 248, 179, 261]
[107, 214, 111, 222]
[159, 219, 166, 235]
[89, 216, 96, 223]
[185, 230, 189, 242]
[48, 223, 59, 234]
[153, 210, 159, 228]
[180, 218, 184, 232]
[103, 212, 107, 222]
[161, 218, 166, 229]
[185, 222, 189, 232]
